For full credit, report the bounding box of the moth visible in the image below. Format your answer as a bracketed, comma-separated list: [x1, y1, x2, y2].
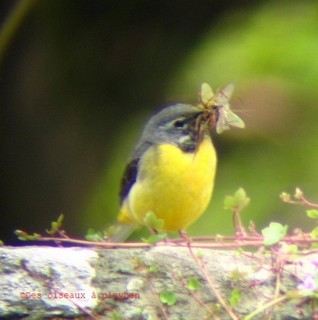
[197, 82, 245, 134]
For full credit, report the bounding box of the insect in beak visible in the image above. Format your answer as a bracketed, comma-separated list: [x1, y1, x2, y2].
[196, 82, 245, 134]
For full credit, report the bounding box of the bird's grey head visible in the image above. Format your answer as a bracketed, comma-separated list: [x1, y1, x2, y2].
[137, 104, 204, 153]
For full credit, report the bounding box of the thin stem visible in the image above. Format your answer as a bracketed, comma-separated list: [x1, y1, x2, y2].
[233, 208, 246, 237]
[147, 277, 170, 320]
[300, 196, 318, 209]
[244, 295, 289, 320]
[283, 195, 318, 209]
[186, 241, 240, 320]
[30, 233, 318, 249]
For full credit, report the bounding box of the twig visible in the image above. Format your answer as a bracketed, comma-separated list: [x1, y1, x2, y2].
[186, 240, 240, 320]
[28, 233, 318, 249]
[147, 277, 170, 320]
[244, 295, 289, 320]
[173, 270, 219, 320]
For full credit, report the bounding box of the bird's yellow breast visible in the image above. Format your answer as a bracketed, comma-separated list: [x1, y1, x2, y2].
[118, 135, 217, 231]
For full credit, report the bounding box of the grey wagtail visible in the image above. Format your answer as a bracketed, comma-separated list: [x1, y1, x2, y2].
[115, 103, 217, 239]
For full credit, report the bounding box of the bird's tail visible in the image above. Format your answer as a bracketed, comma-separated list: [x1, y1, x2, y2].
[109, 223, 137, 242]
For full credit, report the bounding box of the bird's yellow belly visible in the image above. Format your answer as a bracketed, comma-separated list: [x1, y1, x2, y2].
[126, 136, 217, 231]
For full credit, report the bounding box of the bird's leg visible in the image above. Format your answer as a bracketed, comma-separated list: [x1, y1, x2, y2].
[179, 230, 192, 246]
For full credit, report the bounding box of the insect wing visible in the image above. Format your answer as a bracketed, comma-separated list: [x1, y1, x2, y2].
[216, 106, 245, 134]
[200, 83, 214, 106]
[226, 110, 245, 129]
[216, 108, 230, 133]
[213, 83, 234, 106]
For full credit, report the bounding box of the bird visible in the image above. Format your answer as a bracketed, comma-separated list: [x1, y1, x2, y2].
[114, 103, 217, 240]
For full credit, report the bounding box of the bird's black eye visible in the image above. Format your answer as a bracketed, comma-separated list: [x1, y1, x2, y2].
[173, 119, 186, 128]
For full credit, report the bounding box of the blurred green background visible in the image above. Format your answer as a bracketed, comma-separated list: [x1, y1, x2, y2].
[1, 0, 318, 243]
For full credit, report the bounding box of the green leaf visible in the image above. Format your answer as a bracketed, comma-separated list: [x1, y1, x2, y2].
[57, 213, 64, 225]
[160, 291, 176, 306]
[85, 228, 104, 241]
[14, 230, 41, 241]
[310, 226, 318, 239]
[141, 232, 167, 244]
[229, 288, 241, 307]
[307, 210, 318, 219]
[286, 244, 298, 254]
[261, 222, 288, 246]
[148, 265, 159, 273]
[294, 188, 304, 200]
[111, 311, 123, 320]
[224, 188, 250, 211]
[143, 211, 165, 231]
[280, 192, 291, 202]
[187, 278, 201, 291]
[46, 214, 64, 235]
